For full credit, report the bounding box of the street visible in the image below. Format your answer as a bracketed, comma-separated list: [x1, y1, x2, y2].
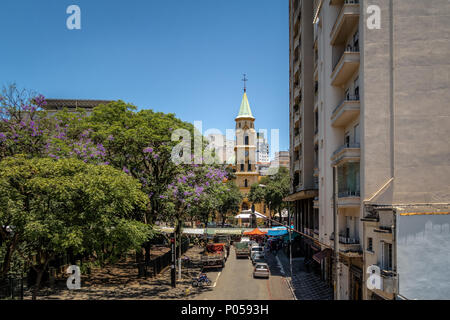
[193, 246, 294, 300]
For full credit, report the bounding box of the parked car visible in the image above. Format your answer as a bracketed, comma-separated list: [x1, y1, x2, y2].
[253, 263, 270, 279]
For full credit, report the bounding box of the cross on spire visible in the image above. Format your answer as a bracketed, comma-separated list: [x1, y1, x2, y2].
[242, 74, 248, 93]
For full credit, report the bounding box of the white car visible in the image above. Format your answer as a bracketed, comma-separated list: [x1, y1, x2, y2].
[253, 263, 270, 279]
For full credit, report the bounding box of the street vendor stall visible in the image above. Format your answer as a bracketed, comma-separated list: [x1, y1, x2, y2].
[243, 228, 267, 244]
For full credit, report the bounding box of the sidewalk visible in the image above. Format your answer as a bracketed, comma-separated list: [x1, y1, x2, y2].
[274, 250, 333, 300]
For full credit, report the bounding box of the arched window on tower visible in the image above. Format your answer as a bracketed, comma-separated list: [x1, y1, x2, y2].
[244, 179, 248, 188]
[245, 135, 249, 145]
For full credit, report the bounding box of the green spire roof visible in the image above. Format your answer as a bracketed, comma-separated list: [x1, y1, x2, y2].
[236, 92, 254, 119]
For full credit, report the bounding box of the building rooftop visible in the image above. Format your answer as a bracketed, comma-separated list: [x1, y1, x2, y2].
[236, 92, 254, 119]
[43, 99, 113, 111]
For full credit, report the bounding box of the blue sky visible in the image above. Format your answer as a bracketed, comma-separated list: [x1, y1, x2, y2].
[0, 0, 289, 155]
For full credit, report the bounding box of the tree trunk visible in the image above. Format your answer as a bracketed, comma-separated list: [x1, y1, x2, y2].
[178, 218, 182, 280]
[136, 248, 145, 277]
[1, 234, 19, 281]
[32, 259, 50, 301]
[144, 242, 151, 267]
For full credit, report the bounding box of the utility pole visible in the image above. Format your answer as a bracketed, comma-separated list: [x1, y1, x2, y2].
[288, 207, 293, 278]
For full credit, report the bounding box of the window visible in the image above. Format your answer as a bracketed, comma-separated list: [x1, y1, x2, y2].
[354, 124, 360, 144]
[354, 77, 360, 99]
[240, 164, 245, 171]
[353, 31, 359, 50]
[245, 135, 249, 145]
[381, 242, 393, 271]
[344, 132, 350, 146]
[244, 179, 248, 188]
[248, 162, 252, 171]
[367, 237, 373, 252]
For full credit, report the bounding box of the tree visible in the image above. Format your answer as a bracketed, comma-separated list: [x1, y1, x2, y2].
[0, 157, 152, 299]
[0, 84, 52, 160]
[217, 181, 243, 227]
[248, 182, 266, 207]
[161, 164, 228, 279]
[263, 167, 290, 223]
[50, 101, 198, 265]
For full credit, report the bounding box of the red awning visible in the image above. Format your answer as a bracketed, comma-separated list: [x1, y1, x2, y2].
[243, 228, 268, 236]
[312, 248, 331, 263]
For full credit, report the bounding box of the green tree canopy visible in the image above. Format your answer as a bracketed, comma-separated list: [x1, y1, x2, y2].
[0, 157, 153, 299]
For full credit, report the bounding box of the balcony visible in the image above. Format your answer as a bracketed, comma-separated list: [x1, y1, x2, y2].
[337, 190, 360, 208]
[339, 235, 362, 256]
[294, 86, 301, 100]
[293, 3, 301, 30]
[294, 109, 301, 123]
[294, 33, 300, 49]
[294, 59, 300, 75]
[381, 270, 398, 294]
[331, 95, 360, 127]
[331, 49, 360, 87]
[294, 159, 302, 172]
[294, 133, 302, 147]
[330, 0, 360, 46]
[330, 233, 362, 255]
[331, 142, 360, 166]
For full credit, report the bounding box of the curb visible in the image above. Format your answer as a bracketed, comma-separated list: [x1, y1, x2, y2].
[275, 255, 298, 300]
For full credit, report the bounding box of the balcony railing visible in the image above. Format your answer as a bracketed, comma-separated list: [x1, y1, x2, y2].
[332, 95, 360, 115]
[338, 190, 360, 198]
[332, 142, 360, 157]
[332, 46, 360, 71]
[339, 235, 359, 244]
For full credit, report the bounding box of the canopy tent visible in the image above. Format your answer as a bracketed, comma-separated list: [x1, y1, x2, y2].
[234, 210, 266, 219]
[243, 228, 267, 236]
[183, 228, 205, 235]
[274, 209, 289, 218]
[267, 225, 295, 237]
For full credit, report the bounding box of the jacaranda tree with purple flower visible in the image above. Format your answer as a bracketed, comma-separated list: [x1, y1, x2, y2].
[160, 164, 229, 279]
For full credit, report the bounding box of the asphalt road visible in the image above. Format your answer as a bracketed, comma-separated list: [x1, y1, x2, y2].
[193, 246, 294, 300]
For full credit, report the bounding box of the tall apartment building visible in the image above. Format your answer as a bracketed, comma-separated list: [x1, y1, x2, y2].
[256, 132, 270, 163]
[286, 0, 326, 289]
[269, 151, 291, 171]
[207, 133, 236, 164]
[288, 0, 450, 300]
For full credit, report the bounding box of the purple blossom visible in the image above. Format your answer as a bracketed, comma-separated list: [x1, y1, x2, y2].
[143, 147, 153, 153]
[123, 166, 130, 174]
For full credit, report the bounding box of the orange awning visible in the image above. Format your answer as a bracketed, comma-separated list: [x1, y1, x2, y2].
[243, 228, 268, 236]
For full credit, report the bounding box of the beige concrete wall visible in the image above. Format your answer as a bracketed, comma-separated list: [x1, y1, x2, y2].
[362, 0, 450, 204]
[392, 0, 450, 204]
